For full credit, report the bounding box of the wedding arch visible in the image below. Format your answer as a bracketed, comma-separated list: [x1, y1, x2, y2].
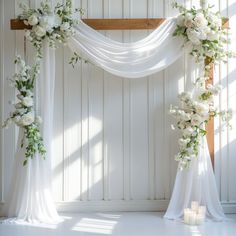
[1, 0, 233, 224]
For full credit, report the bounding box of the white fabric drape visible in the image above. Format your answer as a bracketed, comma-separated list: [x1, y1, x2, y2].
[1, 43, 60, 223]
[68, 18, 184, 78]
[1, 17, 225, 223]
[164, 136, 225, 221]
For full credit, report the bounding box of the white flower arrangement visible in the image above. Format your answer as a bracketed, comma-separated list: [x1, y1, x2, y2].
[3, 56, 46, 166]
[173, 1, 234, 67]
[170, 2, 234, 169]
[170, 77, 232, 170]
[2, 0, 85, 165]
[18, 0, 83, 58]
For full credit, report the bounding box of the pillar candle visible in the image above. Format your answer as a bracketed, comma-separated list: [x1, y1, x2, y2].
[189, 212, 197, 225]
[191, 201, 199, 212]
[198, 206, 206, 217]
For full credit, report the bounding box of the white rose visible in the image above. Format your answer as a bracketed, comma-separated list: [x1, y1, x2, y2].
[194, 13, 208, 28]
[20, 112, 35, 126]
[177, 15, 185, 27]
[191, 114, 204, 126]
[22, 96, 34, 107]
[187, 29, 201, 45]
[28, 14, 39, 26]
[35, 116, 43, 124]
[183, 127, 194, 137]
[185, 19, 193, 28]
[194, 102, 209, 117]
[60, 22, 70, 31]
[33, 25, 46, 37]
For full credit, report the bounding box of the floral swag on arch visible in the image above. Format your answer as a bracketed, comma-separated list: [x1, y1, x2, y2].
[1, 0, 234, 224]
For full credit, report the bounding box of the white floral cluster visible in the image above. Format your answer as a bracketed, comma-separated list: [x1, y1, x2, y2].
[19, 0, 82, 58]
[170, 77, 232, 170]
[3, 56, 46, 165]
[173, 2, 233, 65]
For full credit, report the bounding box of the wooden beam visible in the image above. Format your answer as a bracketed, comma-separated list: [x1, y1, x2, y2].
[11, 18, 229, 30]
[205, 60, 215, 167]
[11, 18, 166, 30]
[82, 18, 166, 30]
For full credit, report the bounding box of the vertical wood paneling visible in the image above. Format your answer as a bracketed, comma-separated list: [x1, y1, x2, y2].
[0, 0, 5, 202]
[2, 0, 17, 201]
[1, 0, 236, 211]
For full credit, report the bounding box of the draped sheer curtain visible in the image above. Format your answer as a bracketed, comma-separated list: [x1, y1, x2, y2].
[0, 18, 225, 224]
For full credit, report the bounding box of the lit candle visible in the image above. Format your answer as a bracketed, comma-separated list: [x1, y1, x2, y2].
[191, 201, 199, 212]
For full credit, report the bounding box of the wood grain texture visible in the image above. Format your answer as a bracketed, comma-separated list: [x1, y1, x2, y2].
[205, 61, 215, 168]
[11, 18, 166, 30]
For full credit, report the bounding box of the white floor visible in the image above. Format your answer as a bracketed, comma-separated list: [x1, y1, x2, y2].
[0, 212, 236, 236]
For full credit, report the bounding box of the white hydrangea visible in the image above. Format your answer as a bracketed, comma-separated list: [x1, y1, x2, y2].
[22, 96, 34, 107]
[28, 14, 39, 26]
[20, 112, 35, 126]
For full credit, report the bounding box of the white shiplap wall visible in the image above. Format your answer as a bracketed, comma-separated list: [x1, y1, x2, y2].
[0, 0, 236, 212]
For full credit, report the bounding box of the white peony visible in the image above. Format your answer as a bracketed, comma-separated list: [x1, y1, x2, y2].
[185, 19, 193, 28]
[28, 14, 39, 26]
[60, 22, 70, 31]
[187, 29, 201, 45]
[177, 15, 185, 27]
[20, 112, 35, 126]
[194, 13, 208, 28]
[184, 13, 194, 28]
[33, 25, 46, 37]
[22, 96, 34, 107]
